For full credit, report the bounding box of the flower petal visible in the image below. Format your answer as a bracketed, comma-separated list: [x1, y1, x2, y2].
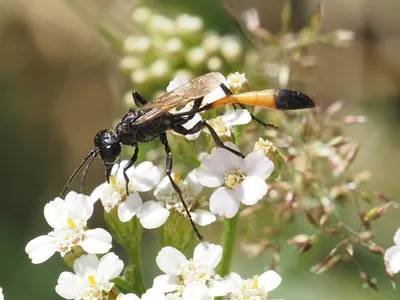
[25, 235, 57, 264]
[116, 293, 140, 300]
[131, 161, 161, 192]
[394, 228, 400, 245]
[191, 209, 216, 226]
[117, 193, 143, 222]
[235, 176, 268, 205]
[44, 197, 68, 229]
[156, 246, 186, 274]
[167, 77, 189, 92]
[82, 228, 112, 254]
[222, 109, 251, 126]
[141, 288, 166, 300]
[153, 274, 178, 293]
[154, 176, 175, 200]
[240, 151, 274, 180]
[73, 254, 99, 277]
[56, 272, 81, 299]
[384, 245, 400, 274]
[184, 170, 203, 196]
[65, 192, 93, 222]
[137, 201, 170, 229]
[259, 270, 282, 292]
[90, 182, 109, 204]
[193, 242, 222, 271]
[209, 187, 240, 218]
[97, 252, 124, 280]
[203, 86, 226, 104]
[182, 282, 209, 300]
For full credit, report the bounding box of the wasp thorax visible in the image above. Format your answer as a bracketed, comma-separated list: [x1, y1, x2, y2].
[94, 129, 121, 182]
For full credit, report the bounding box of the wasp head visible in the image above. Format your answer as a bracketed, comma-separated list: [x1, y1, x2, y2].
[94, 129, 121, 183]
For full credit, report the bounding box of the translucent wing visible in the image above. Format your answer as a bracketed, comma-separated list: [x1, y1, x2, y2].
[134, 72, 225, 125]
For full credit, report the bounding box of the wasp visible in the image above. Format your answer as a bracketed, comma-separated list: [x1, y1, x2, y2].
[60, 72, 315, 240]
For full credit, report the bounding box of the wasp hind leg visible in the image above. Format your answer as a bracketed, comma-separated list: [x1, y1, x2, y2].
[173, 120, 245, 158]
[159, 133, 203, 240]
[123, 144, 139, 195]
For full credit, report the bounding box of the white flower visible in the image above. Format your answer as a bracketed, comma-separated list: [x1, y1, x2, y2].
[137, 171, 215, 229]
[226, 72, 249, 94]
[90, 160, 160, 223]
[0, 287, 3, 300]
[117, 288, 166, 300]
[241, 8, 260, 32]
[195, 143, 274, 218]
[167, 77, 190, 92]
[221, 36, 242, 62]
[25, 191, 112, 264]
[205, 109, 251, 137]
[56, 253, 123, 299]
[176, 14, 204, 35]
[153, 242, 225, 299]
[224, 270, 282, 299]
[384, 228, 400, 274]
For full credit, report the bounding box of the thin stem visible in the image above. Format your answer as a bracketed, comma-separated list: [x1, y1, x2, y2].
[218, 214, 239, 276]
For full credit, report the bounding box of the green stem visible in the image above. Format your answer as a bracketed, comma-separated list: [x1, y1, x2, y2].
[105, 211, 145, 295]
[217, 214, 239, 276]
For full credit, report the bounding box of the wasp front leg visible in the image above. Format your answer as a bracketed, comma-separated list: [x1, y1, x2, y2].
[123, 144, 139, 195]
[159, 133, 203, 240]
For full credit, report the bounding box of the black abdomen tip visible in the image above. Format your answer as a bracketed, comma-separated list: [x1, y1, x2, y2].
[275, 89, 315, 110]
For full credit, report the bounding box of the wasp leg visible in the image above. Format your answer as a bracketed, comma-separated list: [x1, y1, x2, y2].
[123, 144, 139, 195]
[132, 91, 148, 107]
[237, 103, 278, 129]
[173, 120, 245, 158]
[174, 96, 204, 123]
[159, 133, 203, 240]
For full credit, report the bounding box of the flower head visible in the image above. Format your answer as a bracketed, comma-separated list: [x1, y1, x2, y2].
[195, 143, 274, 218]
[137, 171, 215, 229]
[206, 109, 251, 138]
[153, 242, 225, 298]
[117, 288, 166, 300]
[90, 160, 160, 222]
[25, 191, 112, 264]
[224, 270, 282, 299]
[56, 253, 123, 299]
[384, 228, 400, 274]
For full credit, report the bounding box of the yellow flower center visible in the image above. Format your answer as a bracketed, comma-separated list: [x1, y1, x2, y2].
[224, 169, 245, 189]
[88, 275, 97, 287]
[174, 173, 181, 184]
[67, 218, 76, 229]
[110, 175, 117, 187]
[253, 275, 259, 288]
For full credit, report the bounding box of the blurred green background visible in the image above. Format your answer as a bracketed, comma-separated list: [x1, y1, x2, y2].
[0, 0, 399, 299]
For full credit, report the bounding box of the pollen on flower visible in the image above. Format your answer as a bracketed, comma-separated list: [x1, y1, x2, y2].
[208, 116, 228, 134]
[174, 173, 181, 184]
[67, 218, 76, 229]
[224, 169, 246, 189]
[88, 275, 97, 287]
[253, 275, 259, 288]
[254, 138, 276, 154]
[226, 72, 249, 94]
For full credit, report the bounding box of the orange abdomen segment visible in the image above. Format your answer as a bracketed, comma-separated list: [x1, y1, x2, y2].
[211, 89, 315, 110]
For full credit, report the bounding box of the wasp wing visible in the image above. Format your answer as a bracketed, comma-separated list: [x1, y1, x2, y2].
[134, 72, 225, 125]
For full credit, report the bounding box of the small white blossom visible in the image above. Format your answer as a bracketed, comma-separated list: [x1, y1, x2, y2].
[131, 69, 150, 86]
[25, 191, 112, 264]
[132, 7, 152, 24]
[153, 242, 226, 299]
[176, 14, 204, 35]
[384, 228, 400, 274]
[224, 270, 282, 299]
[241, 8, 260, 32]
[207, 56, 223, 71]
[137, 171, 215, 229]
[221, 36, 242, 62]
[186, 47, 207, 68]
[205, 109, 251, 138]
[119, 56, 142, 71]
[202, 32, 221, 55]
[124, 36, 152, 53]
[117, 288, 166, 300]
[56, 253, 123, 299]
[195, 143, 274, 218]
[149, 15, 176, 36]
[150, 59, 171, 80]
[226, 72, 248, 93]
[90, 160, 160, 223]
[0, 287, 3, 300]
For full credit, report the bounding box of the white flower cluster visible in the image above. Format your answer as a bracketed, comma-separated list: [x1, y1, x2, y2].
[120, 6, 243, 96]
[54, 242, 281, 300]
[24, 72, 279, 299]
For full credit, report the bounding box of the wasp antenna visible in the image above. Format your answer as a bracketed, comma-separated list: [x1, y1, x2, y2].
[60, 149, 98, 198]
[80, 149, 99, 195]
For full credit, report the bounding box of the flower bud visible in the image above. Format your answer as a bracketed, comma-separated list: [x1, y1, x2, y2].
[159, 210, 196, 252]
[288, 234, 315, 253]
[176, 14, 204, 37]
[123, 36, 152, 54]
[202, 31, 221, 54]
[207, 56, 223, 71]
[132, 6, 152, 25]
[186, 47, 207, 69]
[149, 59, 171, 81]
[221, 36, 243, 62]
[254, 138, 284, 181]
[149, 15, 175, 37]
[119, 56, 142, 71]
[130, 68, 150, 86]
